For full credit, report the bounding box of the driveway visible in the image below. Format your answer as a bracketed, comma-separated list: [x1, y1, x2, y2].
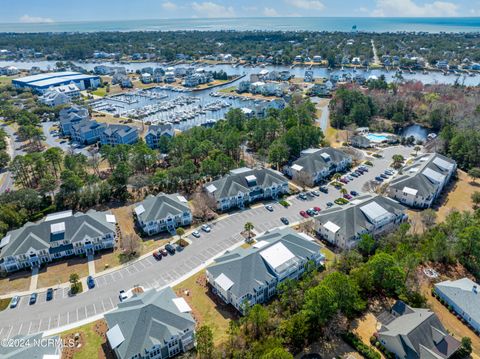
[41, 121, 91, 157]
[0, 123, 24, 193]
[0, 145, 413, 339]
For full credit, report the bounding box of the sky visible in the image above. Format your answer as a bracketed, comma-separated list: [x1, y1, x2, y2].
[1, 0, 479, 23]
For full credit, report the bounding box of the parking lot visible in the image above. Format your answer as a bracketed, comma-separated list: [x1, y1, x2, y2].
[0, 145, 413, 339]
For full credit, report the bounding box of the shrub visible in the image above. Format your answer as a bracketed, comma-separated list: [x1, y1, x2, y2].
[279, 200, 290, 207]
[342, 332, 381, 359]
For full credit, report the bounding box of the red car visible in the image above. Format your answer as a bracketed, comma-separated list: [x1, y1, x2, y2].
[344, 194, 353, 200]
[300, 210, 309, 218]
[313, 206, 321, 212]
[153, 251, 162, 260]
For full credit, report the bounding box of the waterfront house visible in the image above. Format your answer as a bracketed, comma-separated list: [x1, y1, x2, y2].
[145, 124, 174, 150]
[206, 227, 324, 314]
[59, 105, 89, 136]
[204, 167, 289, 211]
[388, 153, 457, 208]
[0, 210, 116, 273]
[376, 301, 460, 359]
[134, 193, 192, 236]
[100, 124, 139, 146]
[314, 194, 407, 249]
[434, 278, 480, 334]
[141, 73, 153, 84]
[285, 147, 352, 186]
[39, 90, 70, 107]
[105, 287, 196, 359]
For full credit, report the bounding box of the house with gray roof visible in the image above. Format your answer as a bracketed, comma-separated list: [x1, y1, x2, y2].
[105, 287, 195, 359]
[285, 147, 352, 186]
[59, 105, 89, 136]
[314, 194, 407, 249]
[350, 135, 371, 148]
[204, 167, 289, 211]
[39, 89, 71, 107]
[0, 210, 117, 273]
[70, 119, 106, 145]
[376, 300, 460, 359]
[100, 124, 139, 146]
[206, 227, 324, 313]
[388, 153, 457, 208]
[145, 124, 174, 150]
[434, 277, 480, 333]
[0, 332, 62, 359]
[134, 193, 192, 236]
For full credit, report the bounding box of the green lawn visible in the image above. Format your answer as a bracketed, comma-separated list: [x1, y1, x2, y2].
[218, 86, 236, 93]
[91, 87, 107, 97]
[0, 76, 12, 87]
[61, 321, 105, 359]
[0, 298, 11, 311]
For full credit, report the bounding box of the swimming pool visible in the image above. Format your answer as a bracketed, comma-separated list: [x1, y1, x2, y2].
[365, 133, 388, 142]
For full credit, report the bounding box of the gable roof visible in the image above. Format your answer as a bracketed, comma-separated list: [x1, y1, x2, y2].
[291, 147, 351, 175]
[207, 227, 321, 298]
[0, 210, 115, 259]
[134, 193, 190, 223]
[104, 287, 195, 359]
[102, 124, 138, 138]
[146, 124, 174, 138]
[389, 153, 456, 198]
[378, 301, 460, 359]
[206, 167, 287, 200]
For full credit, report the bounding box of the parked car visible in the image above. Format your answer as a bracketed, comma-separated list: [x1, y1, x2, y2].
[380, 173, 388, 179]
[306, 209, 316, 216]
[347, 175, 355, 180]
[191, 230, 200, 238]
[176, 245, 184, 252]
[300, 210, 309, 218]
[313, 206, 321, 212]
[311, 190, 320, 196]
[201, 224, 211, 232]
[306, 191, 314, 198]
[46, 288, 54, 301]
[119, 290, 128, 302]
[298, 193, 307, 200]
[265, 205, 274, 212]
[326, 202, 334, 208]
[319, 186, 329, 194]
[87, 276, 95, 289]
[165, 244, 176, 254]
[375, 176, 384, 182]
[350, 173, 358, 178]
[343, 194, 353, 200]
[153, 251, 162, 260]
[159, 248, 168, 256]
[10, 296, 20, 308]
[280, 217, 289, 225]
[29, 293, 37, 305]
[350, 190, 359, 196]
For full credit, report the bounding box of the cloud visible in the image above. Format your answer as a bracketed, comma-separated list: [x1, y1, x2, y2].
[372, 0, 458, 17]
[263, 7, 280, 16]
[19, 14, 54, 23]
[161, 1, 177, 10]
[284, 0, 325, 11]
[191, 2, 235, 18]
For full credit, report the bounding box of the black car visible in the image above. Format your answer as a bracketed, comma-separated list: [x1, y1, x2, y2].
[319, 186, 329, 194]
[46, 288, 54, 301]
[280, 217, 289, 225]
[165, 244, 176, 255]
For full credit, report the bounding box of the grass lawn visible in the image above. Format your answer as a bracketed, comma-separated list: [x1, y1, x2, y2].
[37, 258, 89, 289]
[218, 86, 236, 93]
[60, 320, 108, 359]
[91, 87, 107, 97]
[0, 298, 11, 311]
[321, 247, 337, 269]
[174, 270, 238, 346]
[0, 76, 12, 87]
[0, 270, 32, 295]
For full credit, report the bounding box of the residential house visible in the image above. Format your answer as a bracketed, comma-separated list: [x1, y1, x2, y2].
[134, 193, 192, 236]
[304, 70, 314, 82]
[237, 81, 251, 93]
[59, 105, 89, 136]
[100, 124, 139, 146]
[38, 90, 70, 107]
[313, 55, 322, 63]
[0, 210, 116, 273]
[105, 287, 196, 359]
[434, 278, 480, 333]
[71, 120, 106, 145]
[145, 124, 174, 150]
[314, 194, 407, 249]
[206, 227, 324, 313]
[285, 148, 351, 186]
[376, 300, 460, 359]
[141, 73, 153, 84]
[205, 167, 289, 211]
[350, 135, 372, 148]
[164, 71, 175, 83]
[388, 153, 457, 208]
[0, 333, 62, 358]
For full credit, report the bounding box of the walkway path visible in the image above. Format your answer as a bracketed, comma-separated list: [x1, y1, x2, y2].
[87, 255, 95, 276]
[29, 268, 39, 292]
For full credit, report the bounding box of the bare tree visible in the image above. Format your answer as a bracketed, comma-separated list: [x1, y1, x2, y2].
[121, 233, 141, 256]
[294, 170, 312, 191]
[193, 191, 217, 221]
[362, 180, 379, 193]
[420, 209, 437, 230]
[299, 219, 315, 235]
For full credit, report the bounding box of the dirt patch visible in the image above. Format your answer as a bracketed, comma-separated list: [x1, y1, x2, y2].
[37, 257, 89, 289]
[0, 269, 31, 295]
[111, 206, 135, 236]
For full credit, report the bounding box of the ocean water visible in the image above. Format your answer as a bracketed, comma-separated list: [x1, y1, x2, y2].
[0, 17, 479, 33]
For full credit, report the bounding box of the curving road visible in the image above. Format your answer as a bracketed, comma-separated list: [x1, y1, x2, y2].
[0, 145, 413, 339]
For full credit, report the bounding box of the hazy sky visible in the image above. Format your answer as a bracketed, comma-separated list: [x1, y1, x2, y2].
[1, 0, 479, 23]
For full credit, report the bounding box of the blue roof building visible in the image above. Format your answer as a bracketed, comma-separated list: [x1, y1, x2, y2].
[12, 71, 101, 93]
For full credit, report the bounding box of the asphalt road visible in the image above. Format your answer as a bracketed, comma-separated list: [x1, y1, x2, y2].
[0, 145, 413, 339]
[0, 124, 24, 193]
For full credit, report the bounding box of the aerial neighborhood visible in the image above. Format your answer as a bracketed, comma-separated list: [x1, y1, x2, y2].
[0, 12, 479, 359]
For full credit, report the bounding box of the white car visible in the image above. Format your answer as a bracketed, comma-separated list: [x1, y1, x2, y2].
[192, 230, 200, 238]
[119, 290, 128, 302]
[201, 224, 211, 233]
[265, 205, 274, 212]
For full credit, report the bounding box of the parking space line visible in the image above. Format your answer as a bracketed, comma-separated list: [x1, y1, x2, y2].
[136, 261, 146, 269]
[109, 297, 114, 309]
[16, 323, 23, 336]
[85, 306, 87, 318]
[67, 311, 70, 324]
[48, 317, 51, 330]
[27, 322, 32, 335]
[6, 326, 13, 339]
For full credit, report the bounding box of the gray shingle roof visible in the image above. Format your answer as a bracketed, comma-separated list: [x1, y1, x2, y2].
[0, 333, 61, 358]
[389, 153, 456, 198]
[291, 148, 351, 175]
[102, 124, 137, 137]
[206, 167, 287, 200]
[71, 119, 105, 134]
[314, 194, 406, 240]
[351, 135, 371, 146]
[104, 287, 195, 359]
[134, 193, 190, 223]
[146, 124, 174, 137]
[378, 301, 460, 359]
[207, 227, 321, 298]
[0, 210, 115, 259]
[435, 278, 480, 329]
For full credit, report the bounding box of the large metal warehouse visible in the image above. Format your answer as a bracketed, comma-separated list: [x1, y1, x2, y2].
[12, 71, 101, 93]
